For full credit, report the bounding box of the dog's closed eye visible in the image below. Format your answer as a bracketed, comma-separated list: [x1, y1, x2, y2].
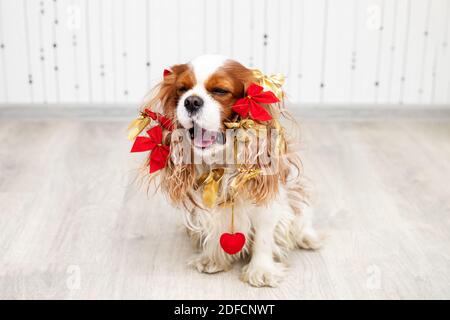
[210, 87, 230, 96]
[177, 86, 188, 94]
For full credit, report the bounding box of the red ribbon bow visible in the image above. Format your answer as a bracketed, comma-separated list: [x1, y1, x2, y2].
[144, 109, 174, 131]
[130, 125, 170, 173]
[232, 83, 279, 121]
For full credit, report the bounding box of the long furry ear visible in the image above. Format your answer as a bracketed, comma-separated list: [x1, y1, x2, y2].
[236, 69, 306, 205]
[138, 64, 197, 207]
[140, 64, 188, 117]
[160, 129, 197, 208]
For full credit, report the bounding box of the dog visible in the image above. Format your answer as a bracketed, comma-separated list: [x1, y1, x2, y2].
[132, 54, 321, 287]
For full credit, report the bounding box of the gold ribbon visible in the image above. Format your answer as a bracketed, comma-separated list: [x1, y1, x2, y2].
[195, 167, 261, 208]
[229, 167, 261, 194]
[224, 118, 265, 130]
[220, 167, 261, 208]
[252, 69, 285, 100]
[127, 111, 151, 141]
[273, 119, 286, 156]
[195, 168, 225, 208]
[224, 119, 267, 143]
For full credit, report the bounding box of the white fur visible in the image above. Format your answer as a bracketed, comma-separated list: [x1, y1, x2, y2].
[185, 175, 322, 287]
[176, 55, 229, 158]
[190, 54, 228, 82]
[176, 87, 222, 132]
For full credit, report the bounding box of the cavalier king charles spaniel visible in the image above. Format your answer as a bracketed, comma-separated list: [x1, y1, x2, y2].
[133, 54, 321, 287]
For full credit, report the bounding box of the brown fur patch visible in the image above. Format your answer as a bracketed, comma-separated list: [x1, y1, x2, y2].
[158, 64, 195, 119]
[204, 60, 257, 125]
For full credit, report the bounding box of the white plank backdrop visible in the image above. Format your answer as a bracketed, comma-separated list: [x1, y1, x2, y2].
[0, 0, 449, 105]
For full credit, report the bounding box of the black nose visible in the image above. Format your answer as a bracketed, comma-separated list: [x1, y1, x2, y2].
[184, 95, 204, 114]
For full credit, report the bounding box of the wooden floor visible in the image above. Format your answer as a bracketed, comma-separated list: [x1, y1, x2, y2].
[1, 118, 450, 299]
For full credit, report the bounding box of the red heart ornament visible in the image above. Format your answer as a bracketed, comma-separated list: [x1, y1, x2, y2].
[220, 232, 246, 255]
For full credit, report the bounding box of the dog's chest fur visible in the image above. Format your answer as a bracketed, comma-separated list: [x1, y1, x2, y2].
[183, 171, 299, 263]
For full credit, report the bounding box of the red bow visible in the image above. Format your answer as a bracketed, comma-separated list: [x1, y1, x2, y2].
[130, 125, 170, 173]
[232, 83, 279, 121]
[163, 69, 172, 77]
[144, 109, 174, 131]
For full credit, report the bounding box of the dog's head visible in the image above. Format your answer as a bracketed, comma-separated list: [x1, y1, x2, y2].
[155, 55, 256, 160]
[145, 55, 294, 208]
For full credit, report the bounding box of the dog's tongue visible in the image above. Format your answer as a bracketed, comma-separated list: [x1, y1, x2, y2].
[194, 128, 217, 148]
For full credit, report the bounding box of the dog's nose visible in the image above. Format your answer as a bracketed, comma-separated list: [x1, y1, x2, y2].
[184, 95, 204, 114]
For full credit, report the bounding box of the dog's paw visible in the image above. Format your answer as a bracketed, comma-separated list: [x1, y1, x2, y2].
[296, 227, 324, 250]
[188, 255, 228, 274]
[240, 260, 287, 287]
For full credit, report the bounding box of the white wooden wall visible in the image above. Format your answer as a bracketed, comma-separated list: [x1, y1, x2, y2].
[0, 0, 449, 105]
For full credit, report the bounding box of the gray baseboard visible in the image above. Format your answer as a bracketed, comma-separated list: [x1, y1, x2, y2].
[290, 104, 450, 120]
[1, 103, 450, 120]
[0, 104, 139, 120]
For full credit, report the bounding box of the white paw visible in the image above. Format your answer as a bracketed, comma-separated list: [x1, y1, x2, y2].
[188, 255, 228, 274]
[296, 227, 323, 250]
[240, 260, 287, 287]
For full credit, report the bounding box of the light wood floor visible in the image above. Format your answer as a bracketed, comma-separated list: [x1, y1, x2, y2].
[1, 118, 450, 299]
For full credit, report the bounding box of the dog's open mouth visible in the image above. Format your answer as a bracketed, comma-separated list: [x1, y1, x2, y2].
[188, 124, 223, 149]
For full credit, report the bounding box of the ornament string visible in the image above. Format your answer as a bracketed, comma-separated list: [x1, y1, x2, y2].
[231, 203, 235, 234]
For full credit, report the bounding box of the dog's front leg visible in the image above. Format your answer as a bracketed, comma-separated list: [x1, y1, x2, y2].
[188, 252, 231, 274]
[241, 201, 287, 287]
[187, 209, 235, 274]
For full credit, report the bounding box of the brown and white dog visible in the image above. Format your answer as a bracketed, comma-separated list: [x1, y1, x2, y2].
[141, 54, 321, 287]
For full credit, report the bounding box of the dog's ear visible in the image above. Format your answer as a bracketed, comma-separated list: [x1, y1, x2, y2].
[160, 64, 190, 118]
[219, 60, 257, 99]
[161, 64, 187, 86]
[142, 64, 189, 118]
